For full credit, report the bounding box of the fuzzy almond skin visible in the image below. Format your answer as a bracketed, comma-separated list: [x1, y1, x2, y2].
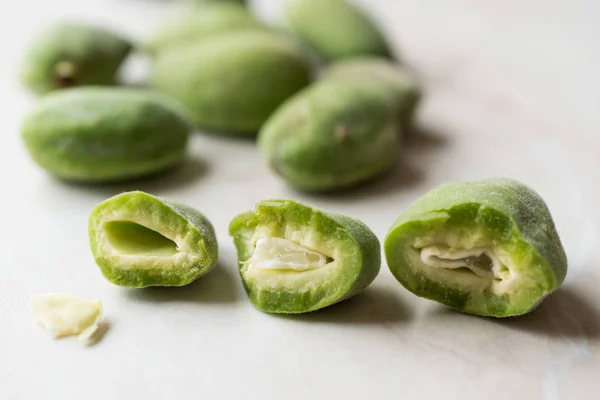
[384, 178, 568, 317]
[146, 3, 266, 54]
[258, 79, 399, 192]
[89, 191, 219, 288]
[21, 22, 132, 94]
[21, 87, 192, 182]
[285, 0, 391, 62]
[322, 57, 423, 134]
[150, 30, 312, 135]
[229, 200, 381, 313]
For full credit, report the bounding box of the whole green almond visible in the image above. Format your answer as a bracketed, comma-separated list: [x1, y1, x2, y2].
[21, 87, 191, 182]
[146, 3, 266, 54]
[229, 199, 381, 313]
[285, 0, 391, 62]
[191, 0, 246, 5]
[89, 191, 219, 288]
[384, 178, 568, 318]
[258, 79, 399, 191]
[21, 22, 133, 94]
[150, 30, 312, 134]
[322, 57, 422, 134]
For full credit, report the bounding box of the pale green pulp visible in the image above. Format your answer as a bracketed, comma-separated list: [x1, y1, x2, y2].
[103, 221, 179, 257]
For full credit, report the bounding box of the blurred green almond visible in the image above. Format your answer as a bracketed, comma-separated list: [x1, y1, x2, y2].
[190, 0, 247, 6]
[146, 3, 266, 54]
[259, 79, 399, 191]
[322, 57, 422, 134]
[150, 30, 313, 134]
[21, 22, 133, 94]
[286, 0, 392, 62]
[21, 87, 191, 182]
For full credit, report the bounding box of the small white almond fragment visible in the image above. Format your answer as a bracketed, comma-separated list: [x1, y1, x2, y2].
[30, 294, 102, 342]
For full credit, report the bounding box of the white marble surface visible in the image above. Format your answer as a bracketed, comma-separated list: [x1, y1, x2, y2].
[1, 1, 599, 399]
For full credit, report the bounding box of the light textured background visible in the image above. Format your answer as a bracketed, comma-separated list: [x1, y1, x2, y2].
[1, 1, 599, 399]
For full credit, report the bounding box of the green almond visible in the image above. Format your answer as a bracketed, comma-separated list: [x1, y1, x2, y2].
[21, 87, 191, 182]
[285, 0, 391, 62]
[89, 191, 219, 288]
[146, 3, 266, 54]
[150, 30, 312, 134]
[190, 0, 246, 5]
[21, 22, 133, 94]
[322, 57, 423, 134]
[384, 178, 568, 317]
[258, 79, 399, 191]
[229, 199, 381, 313]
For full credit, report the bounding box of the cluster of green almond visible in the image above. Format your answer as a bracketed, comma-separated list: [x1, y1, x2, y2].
[19, 0, 568, 318]
[20, 0, 419, 190]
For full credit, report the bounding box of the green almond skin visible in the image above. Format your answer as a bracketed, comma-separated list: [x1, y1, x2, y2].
[89, 191, 219, 288]
[146, 3, 266, 54]
[384, 178, 568, 318]
[191, 0, 246, 5]
[150, 30, 312, 134]
[285, 0, 391, 63]
[322, 57, 422, 134]
[258, 79, 399, 191]
[21, 22, 133, 94]
[21, 87, 192, 182]
[229, 199, 381, 313]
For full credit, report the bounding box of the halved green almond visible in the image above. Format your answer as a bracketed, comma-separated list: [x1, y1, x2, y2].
[229, 199, 381, 313]
[89, 191, 218, 288]
[384, 178, 568, 317]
